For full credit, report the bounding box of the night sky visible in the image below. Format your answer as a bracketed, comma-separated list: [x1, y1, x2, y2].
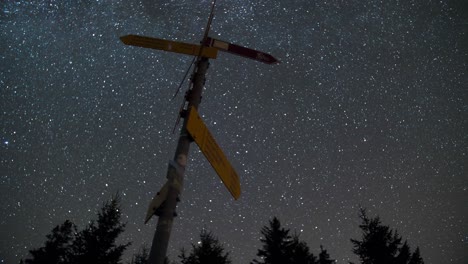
[1, 1, 467, 263]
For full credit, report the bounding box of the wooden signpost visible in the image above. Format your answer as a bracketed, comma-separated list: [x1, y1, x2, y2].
[120, 1, 279, 263]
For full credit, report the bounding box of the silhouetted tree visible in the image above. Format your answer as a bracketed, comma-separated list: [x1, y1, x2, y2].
[178, 229, 231, 264]
[395, 242, 410, 264]
[23, 220, 76, 264]
[350, 208, 424, 264]
[290, 235, 317, 264]
[252, 217, 321, 264]
[72, 195, 131, 264]
[252, 217, 293, 264]
[128, 246, 174, 264]
[22, 195, 131, 264]
[409, 248, 424, 264]
[318, 245, 334, 264]
[128, 246, 149, 264]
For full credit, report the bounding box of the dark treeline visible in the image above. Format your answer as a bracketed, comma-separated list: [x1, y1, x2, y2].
[21, 196, 130, 264]
[22, 198, 424, 264]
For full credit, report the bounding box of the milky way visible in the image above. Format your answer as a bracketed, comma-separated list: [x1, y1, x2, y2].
[1, 1, 467, 263]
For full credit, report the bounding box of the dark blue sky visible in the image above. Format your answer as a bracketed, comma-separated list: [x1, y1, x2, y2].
[1, 1, 467, 263]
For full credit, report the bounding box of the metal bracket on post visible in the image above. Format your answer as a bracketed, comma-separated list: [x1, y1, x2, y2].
[168, 160, 185, 178]
[144, 160, 185, 224]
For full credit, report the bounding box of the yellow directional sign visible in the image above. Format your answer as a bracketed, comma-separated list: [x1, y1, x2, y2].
[120, 35, 218, 59]
[186, 107, 241, 200]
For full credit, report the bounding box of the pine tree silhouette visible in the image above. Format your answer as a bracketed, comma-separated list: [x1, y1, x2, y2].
[178, 229, 231, 264]
[395, 242, 411, 264]
[72, 195, 130, 264]
[318, 245, 334, 264]
[252, 217, 323, 264]
[290, 234, 317, 264]
[23, 220, 76, 264]
[252, 217, 293, 264]
[350, 208, 424, 264]
[128, 246, 149, 264]
[409, 248, 424, 264]
[22, 195, 130, 264]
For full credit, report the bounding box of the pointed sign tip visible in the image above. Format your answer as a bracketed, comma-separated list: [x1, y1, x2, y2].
[120, 35, 132, 45]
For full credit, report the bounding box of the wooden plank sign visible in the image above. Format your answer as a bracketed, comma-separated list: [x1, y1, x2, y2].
[204, 37, 279, 64]
[186, 107, 241, 200]
[121, 35, 218, 59]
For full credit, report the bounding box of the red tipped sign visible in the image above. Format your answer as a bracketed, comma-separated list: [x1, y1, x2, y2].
[205, 37, 279, 64]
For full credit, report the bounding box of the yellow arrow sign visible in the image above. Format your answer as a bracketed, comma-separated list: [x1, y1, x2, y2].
[120, 35, 218, 59]
[186, 107, 241, 200]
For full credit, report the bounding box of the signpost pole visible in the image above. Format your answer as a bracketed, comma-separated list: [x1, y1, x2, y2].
[147, 57, 209, 264]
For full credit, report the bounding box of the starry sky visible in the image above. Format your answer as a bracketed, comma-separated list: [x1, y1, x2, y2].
[1, 1, 467, 263]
